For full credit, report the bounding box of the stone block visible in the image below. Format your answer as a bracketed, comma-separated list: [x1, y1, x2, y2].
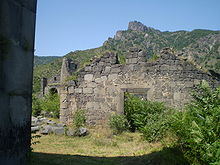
[84, 66, 92, 71]
[83, 88, 93, 94]
[108, 74, 118, 81]
[105, 66, 111, 72]
[66, 128, 75, 136]
[126, 58, 138, 64]
[60, 94, 68, 109]
[94, 87, 105, 95]
[174, 92, 181, 101]
[101, 76, 107, 81]
[84, 74, 93, 81]
[86, 82, 97, 88]
[95, 78, 102, 83]
[78, 127, 89, 136]
[40, 125, 53, 134]
[75, 88, 83, 93]
[185, 81, 194, 87]
[52, 127, 65, 135]
[94, 97, 105, 102]
[111, 67, 121, 73]
[194, 79, 201, 85]
[68, 86, 75, 94]
[86, 102, 94, 109]
[98, 62, 105, 66]
[31, 126, 40, 133]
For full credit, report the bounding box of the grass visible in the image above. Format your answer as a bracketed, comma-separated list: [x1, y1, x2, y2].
[29, 128, 189, 165]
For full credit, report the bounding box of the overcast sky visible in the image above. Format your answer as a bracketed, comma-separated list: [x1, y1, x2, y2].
[35, 0, 220, 56]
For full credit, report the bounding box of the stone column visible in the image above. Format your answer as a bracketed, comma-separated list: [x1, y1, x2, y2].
[0, 0, 37, 164]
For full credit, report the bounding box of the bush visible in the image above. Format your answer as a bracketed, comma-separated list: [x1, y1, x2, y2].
[40, 93, 60, 118]
[171, 81, 220, 165]
[124, 93, 172, 142]
[32, 94, 43, 116]
[109, 114, 128, 134]
[32, 92, 60, 118]
[73, 109, 86, 129]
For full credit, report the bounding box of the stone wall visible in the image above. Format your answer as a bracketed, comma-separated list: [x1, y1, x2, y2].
[59, 48, 219, 125]
[42, 58, 78, 96]
[0, 0, 37, 164]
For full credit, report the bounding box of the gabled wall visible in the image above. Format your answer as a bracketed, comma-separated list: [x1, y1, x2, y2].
[60, 48, 218, 125]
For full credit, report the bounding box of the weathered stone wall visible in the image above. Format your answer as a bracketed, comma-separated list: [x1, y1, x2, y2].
[0, 0, 37, 164]
[42, 58, 78, 96]
[59, 48, 219, 125]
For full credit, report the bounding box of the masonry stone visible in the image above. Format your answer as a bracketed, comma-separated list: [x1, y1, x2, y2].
[42, 48, 220, 126]
[0, 0, 37, 164]
[75, 88, 83, 93]
[84, 74, 94, 81]
[83, 88, 93, 94]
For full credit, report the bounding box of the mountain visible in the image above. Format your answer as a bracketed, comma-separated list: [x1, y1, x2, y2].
[34, 56, 60, 67]
[104, 21, 220, 72]
[33, 21, 220, 94]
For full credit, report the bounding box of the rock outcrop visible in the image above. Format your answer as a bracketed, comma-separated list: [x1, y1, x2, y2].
[128, 21, 160, 33]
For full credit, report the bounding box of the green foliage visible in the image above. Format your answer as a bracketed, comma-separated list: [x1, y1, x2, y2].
[33, 92, 60, 118]
[32, 94, 43, 116]
[34, 56, 60, 67]
[65, 73, 78, 82]
[124, 93, 171, 142]
[109, 114, 128, 134]
[40, 93, 60, 118]
[170, 81, 220, 165]
[148, 54, 159, 62]
[73, 109, 86, 129]
[118, 55, 126, 64]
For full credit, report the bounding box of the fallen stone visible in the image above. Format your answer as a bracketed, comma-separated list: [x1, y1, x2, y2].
[78, 127, 89, 136]
[31, 126, 40, 133]
[56, 123, 65, 127]
[40, 125, 53, 135]
[66, 128, 75, 136]
[47, 120, 56, 125]
[52, 127, 65, 135]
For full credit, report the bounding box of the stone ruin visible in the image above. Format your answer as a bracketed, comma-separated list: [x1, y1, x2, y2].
[42, 47, 219, 126]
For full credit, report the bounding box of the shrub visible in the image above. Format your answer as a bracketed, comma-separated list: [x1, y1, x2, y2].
[32, 94, 43, 116]
[124, 93, 172, 142]
[171, 81, 220, 165]
[109, 114, 128, 134]
[73, 109, 86, 129]
[40, 93, 60, 118]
